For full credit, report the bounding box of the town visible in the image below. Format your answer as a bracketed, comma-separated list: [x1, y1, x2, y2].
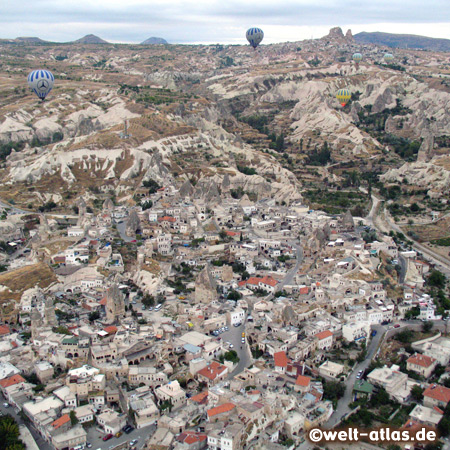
[1, 182, 449, 450]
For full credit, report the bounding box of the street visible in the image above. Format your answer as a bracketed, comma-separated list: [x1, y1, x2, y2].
[219, 322, 252, 379]
[0, 402, 52, 450]
[324, 324, 386, 429]
[85, 424, 156, 450]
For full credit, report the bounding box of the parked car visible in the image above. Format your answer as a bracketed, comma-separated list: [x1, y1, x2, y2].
[102, 434, 113, 442]
[86, 443, 92, 448]
[394, 324, 400, 328]
[115, 431, 122, 438]
[371, 330, 377, 337]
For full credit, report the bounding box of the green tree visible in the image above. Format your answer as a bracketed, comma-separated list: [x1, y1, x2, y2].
[410, 384, 424, 402]
[88, 311, 100, 322]
[69, 410, 79, 426]
[422, 321, 434, 333]
[428, 270, 446, 289]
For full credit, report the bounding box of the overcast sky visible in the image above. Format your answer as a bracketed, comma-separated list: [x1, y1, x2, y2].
[2, 0, 450, 44]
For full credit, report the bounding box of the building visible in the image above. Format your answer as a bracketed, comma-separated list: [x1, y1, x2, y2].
[342, 321, 370, 342]
[97, 409, 126, 434]
[155, 381, 186, 410]
[318, 361, 345, 379]
[274, 351, 288, 374]
[315, 330, 333, 350]
[128, 367, 168, 387]
[227, 308, 245, 326]
[423, 384, 450, 409]
[406, 354, 437, 379]
[197, 362, 228, 386]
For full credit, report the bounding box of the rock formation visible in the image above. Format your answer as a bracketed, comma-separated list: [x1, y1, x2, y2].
[194, 264, 217, 304]
[105, 284, 125, 323]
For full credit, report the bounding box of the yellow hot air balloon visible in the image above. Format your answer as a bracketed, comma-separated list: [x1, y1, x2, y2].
[336, 88, 351, 107]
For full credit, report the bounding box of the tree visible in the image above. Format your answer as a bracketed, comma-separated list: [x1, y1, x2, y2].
[428, 270, 446, 289]
[422, 321, 434, 333]
[410, 385, 424, 402]
[438, 416, 450, 437]
[88, 311, 100, 322]
[142, 294, 155, 307]
[69, 410, 79, 426]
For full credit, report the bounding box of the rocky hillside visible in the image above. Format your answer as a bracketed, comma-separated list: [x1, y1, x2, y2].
[0, 27, 449, 213]
[355, 32, 450, 52]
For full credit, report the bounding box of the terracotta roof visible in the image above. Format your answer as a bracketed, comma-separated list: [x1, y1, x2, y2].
[260, 276, 278, 287]
[244, 276, 278, 288]
[316, 330, 333, 340]
[176, 432, 207, 445]
[0, 374, 25, 388]
[0, 325, 10, 336]
[197, 361, 227, 381]
[207, 402, 235, 418]
[274, 351, 288, 368]
[299, 286, 309, 295]
[225, 230, 240, 236]
[103, 326, 118, 335]
[190, 391, 208, 405]
[51, 414, 70, 430]
[99, 297, 107, 306]
[295, 375, 311, 387]
[158, 216, 176, 223]
[407, 353, 436, 368]
[424, 384, 450, 404]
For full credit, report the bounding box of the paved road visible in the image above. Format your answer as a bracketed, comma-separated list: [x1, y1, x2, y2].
[324, 324, 387, 429]
[86, 424, 156, 450]
[0, 403, 52, 450]
[116, 219, 135, 243]
[220, 322, 252, 379]
[277, 242, 303, 292]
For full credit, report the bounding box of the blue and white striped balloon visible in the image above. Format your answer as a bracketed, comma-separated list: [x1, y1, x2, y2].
[246, 27, 264, 49]
[27, 69, 55, 101]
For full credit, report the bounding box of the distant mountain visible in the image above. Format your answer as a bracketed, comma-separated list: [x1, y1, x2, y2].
[140, 37, 168, 45]
[354, 32, 450, 52]
[15, 37, 48, 44]
[73, 34, 109, 44]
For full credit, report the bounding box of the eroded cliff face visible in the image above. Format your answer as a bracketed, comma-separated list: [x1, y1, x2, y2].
[0, 31, 449, 209]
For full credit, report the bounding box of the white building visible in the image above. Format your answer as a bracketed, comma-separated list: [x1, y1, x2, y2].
[228, 308, 245, 326]
[342, 321, 371, 342]
[157, 233, 172, 255]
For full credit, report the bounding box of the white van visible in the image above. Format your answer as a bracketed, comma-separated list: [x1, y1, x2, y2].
[154, 303, 162, 311]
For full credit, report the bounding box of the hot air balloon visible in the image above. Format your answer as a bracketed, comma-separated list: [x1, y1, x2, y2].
[352, 53, 362, 69]
[336, 88, 351, 107]
[384, 53, 394, 64]
[27, 69, 54, 101]
[246, 28, 264, 50]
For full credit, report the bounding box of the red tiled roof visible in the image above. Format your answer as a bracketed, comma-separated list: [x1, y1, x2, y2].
[51, 414, 70, 430]
[299, 286, 309, 295]
[225, 230, 240, 237]
[99, 297, 107, 306]
[103, 326, 118, 335]
[316, 330, 333, 340]
[274, 351, 288, 368]
[207, 402, 235, 418]
[0, 325, 10, 336]
[244, 276, 278, 288]
[0, 374, 25, 389]
[260, 276, 278, 287]
[407, 354, 436, 368]
[190, 391, 208, 405]
[158, 216, 176, 223]
[197, 361, 228, 381]
[424, 385, 450, 404]
[295, 375, 311, 387]
[176, 432, 207, 445]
